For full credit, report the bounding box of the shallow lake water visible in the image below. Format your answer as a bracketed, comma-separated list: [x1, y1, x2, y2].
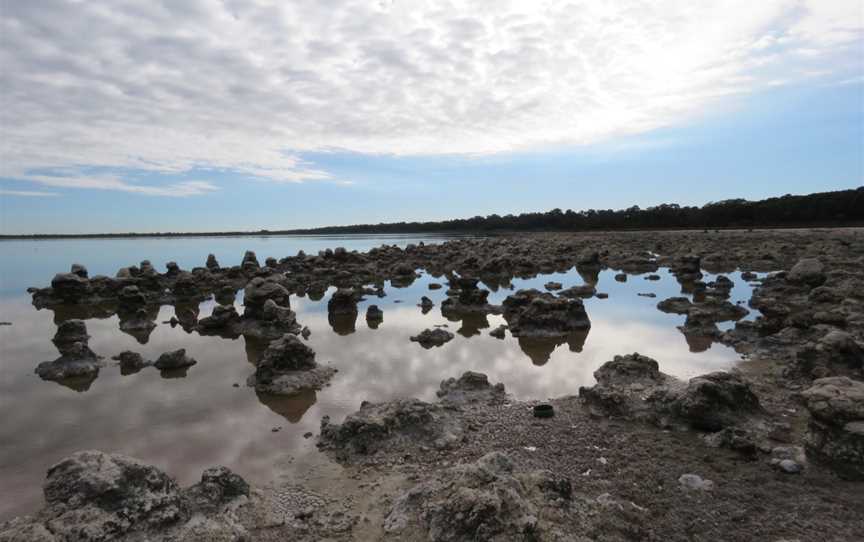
[0, 235, 763, 520]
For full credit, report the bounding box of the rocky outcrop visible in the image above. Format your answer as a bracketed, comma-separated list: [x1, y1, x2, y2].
[384, 452, 572, 541]
[410, 328, 454, 348]
[787, 258, 826, 287]
[580, 353, 761, 432]
[0, 450, 250, 542]
[579, 353, 673, 420]
[792, 331, 864, 378]
[247, 334, 335, 395]
[672, 372, 762, 431]
[801, 377, 864, 480]
[502, 289, 591, 338]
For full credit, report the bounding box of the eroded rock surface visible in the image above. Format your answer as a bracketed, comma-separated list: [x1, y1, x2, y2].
[801, 377, 864, 480]
[0, 450, 250, 542]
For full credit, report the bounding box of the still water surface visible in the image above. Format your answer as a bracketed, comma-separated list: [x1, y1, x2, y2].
[0, 235, 760, 519]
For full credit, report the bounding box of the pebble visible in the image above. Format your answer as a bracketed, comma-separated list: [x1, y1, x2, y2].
[678, 473, 714, 491]
[771, 458, 803, 474]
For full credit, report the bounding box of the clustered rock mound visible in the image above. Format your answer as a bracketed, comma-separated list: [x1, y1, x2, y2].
[0, 450, 250, 542]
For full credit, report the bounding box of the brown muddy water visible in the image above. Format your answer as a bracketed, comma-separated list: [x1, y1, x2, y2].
[0, 235, 766, 519]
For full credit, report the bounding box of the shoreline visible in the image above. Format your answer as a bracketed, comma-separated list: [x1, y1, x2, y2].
[2, 223, 863, 241]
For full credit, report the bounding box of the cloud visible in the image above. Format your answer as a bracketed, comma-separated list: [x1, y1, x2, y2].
[0, 189, 60, 197]
[22, 175, 219, 197]
[0, 0, 860, 191]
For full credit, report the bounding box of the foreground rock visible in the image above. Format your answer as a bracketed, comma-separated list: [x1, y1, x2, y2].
[801, 377, 864, 480]
[384, 452, 573, 541]
[0, 450, 249, 542]
[247, 334, 336, 395]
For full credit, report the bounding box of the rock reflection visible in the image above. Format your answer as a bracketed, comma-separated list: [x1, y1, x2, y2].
[256, 389, 317, 423]
[117, 305, 159, 344]
[328, 312, 357, 335]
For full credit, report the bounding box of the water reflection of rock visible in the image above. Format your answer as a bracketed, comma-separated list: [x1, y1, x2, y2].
[680, 329, 715, 353]
[117, 305, 159, 344]
[46, 302, 117, 324]
[244, 336, 269, 365]
[255, 389, 317, 423]
[450, 313, 490, 338]
[173, 302, 200, 332]
[517, 330, 589, 366]
[329, 312, 357, 335]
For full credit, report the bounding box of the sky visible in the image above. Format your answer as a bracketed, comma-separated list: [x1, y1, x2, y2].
[0, 0, 862, 234]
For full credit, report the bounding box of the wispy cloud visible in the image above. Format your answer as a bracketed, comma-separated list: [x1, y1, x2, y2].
[0, 0, 860, 192]
[0, 189, 60, 197]
[22, 175, 218, 197]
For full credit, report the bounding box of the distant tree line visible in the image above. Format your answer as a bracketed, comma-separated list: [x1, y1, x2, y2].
[2, 187, 861, 239]
[286, 187, 864, 235]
